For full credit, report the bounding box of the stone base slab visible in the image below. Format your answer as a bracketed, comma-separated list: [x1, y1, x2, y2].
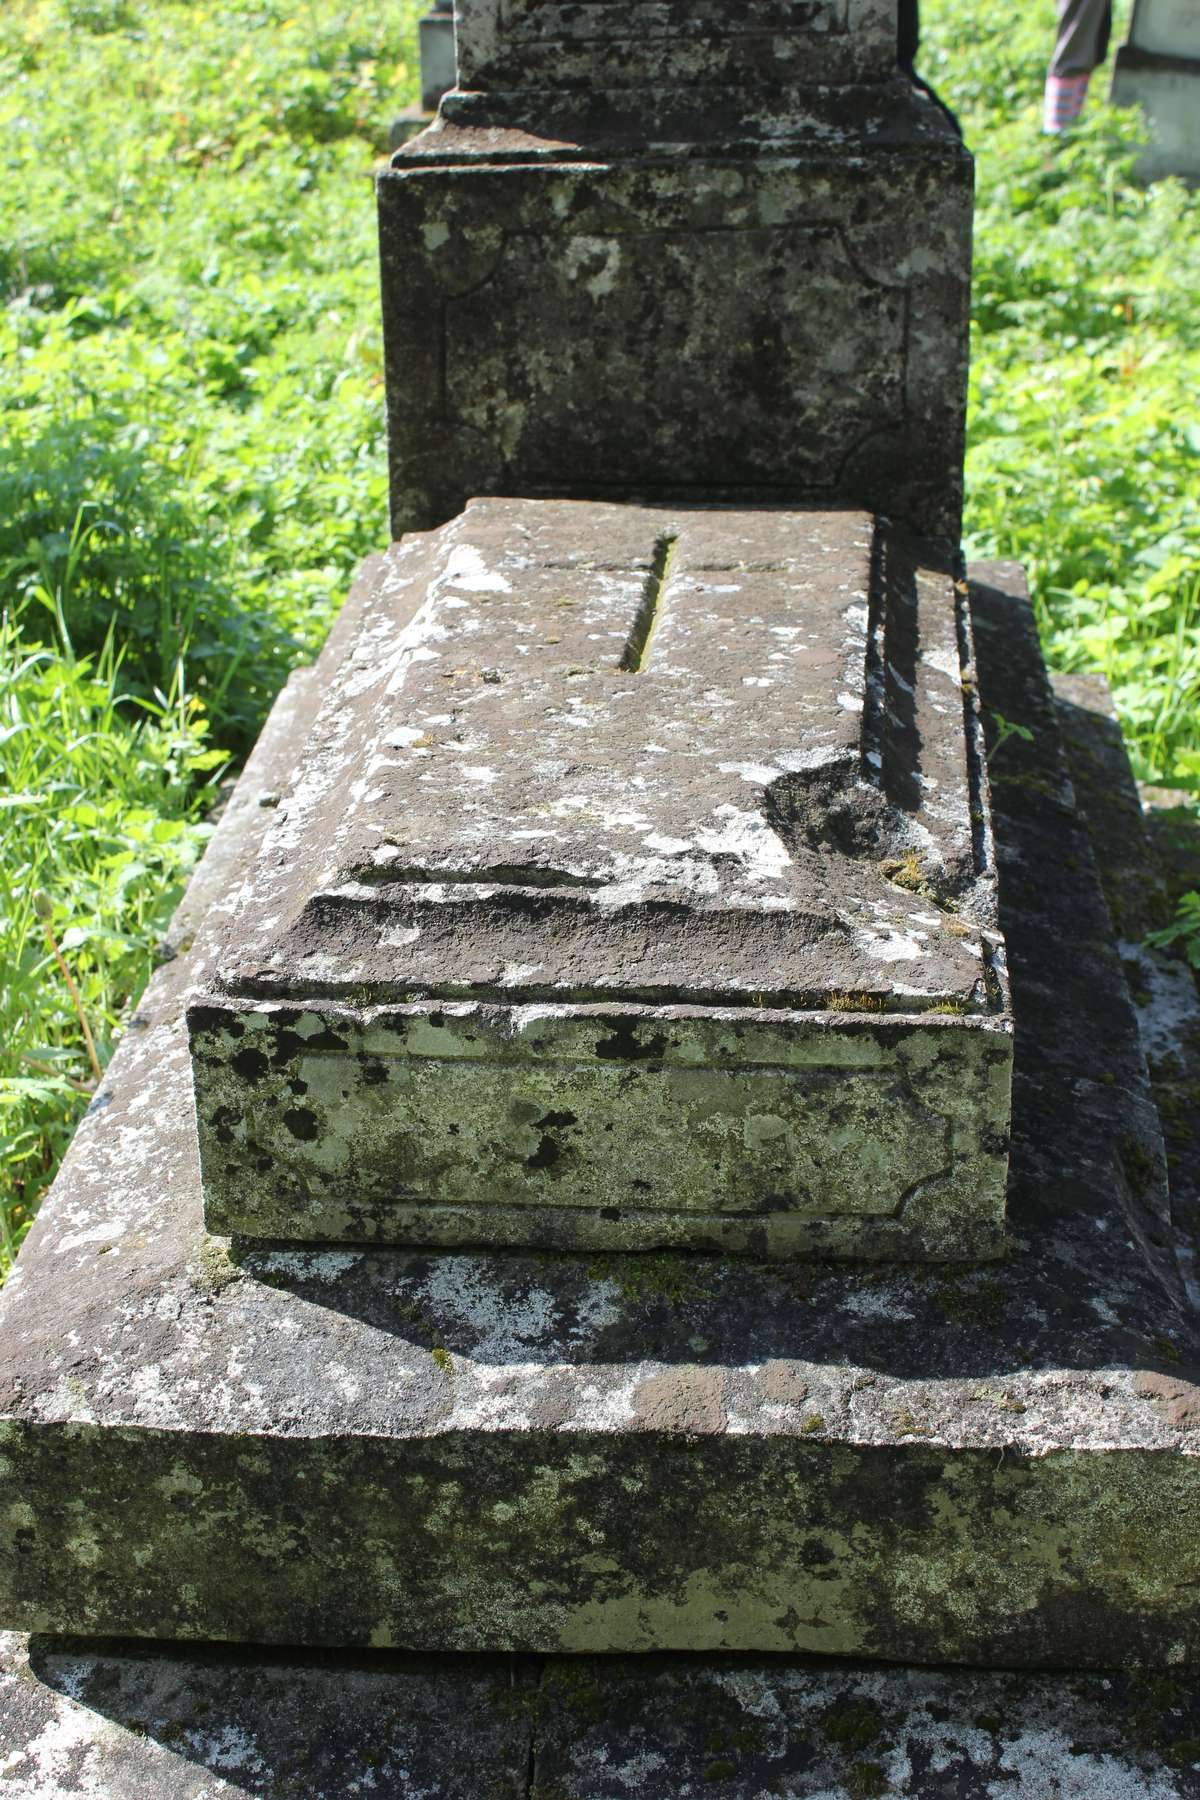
[189, 503, 1010, 1260]
[0, 563, 1195, 1664]
[5, 1632, 1200, 1798]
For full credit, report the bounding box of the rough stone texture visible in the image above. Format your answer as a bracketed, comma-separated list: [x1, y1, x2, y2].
[1055, 671, 1200, 1315]
[1055, 672, 1173, 943]
[189, 501, 1010, 1259]
[0, 1633, 533, 1798]
[452, 0, 900, 98]
[1112, 0, 1200, 184]
[0, 562, 1192, 1662]
[7, 1635, 1200, 1798]
[378, 89, 973, 541]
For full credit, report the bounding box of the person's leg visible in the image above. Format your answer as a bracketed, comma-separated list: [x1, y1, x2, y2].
[1044, 0, 1115, 131]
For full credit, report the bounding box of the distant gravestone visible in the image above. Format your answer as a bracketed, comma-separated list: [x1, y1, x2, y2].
[389, 0, 456, 148]
[379, 0, 973, 540]
[419, 0, 456, 111]
[1112, 0, 1200, 183]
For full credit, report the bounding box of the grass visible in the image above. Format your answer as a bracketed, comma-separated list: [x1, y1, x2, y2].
[0, 0, 1197, 1273]
[923, 0, 1200, 793]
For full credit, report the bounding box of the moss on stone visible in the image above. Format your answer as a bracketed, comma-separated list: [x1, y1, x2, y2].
[934, 1278, 1005, 1329]
[702, 1758, 737, 1782]
[189, 1236, 241, 1298]
[584, 1253, 719, 1308]
[821, 1700, 882, 1751]
[847, 1760, 889, 1799]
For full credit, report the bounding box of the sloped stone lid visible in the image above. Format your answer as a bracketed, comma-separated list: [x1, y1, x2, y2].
[213, 500, 1003, 1015]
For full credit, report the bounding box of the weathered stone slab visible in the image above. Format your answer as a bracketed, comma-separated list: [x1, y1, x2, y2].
[379, 101, 973, 539]
[188, 501, 1010, 1259]
[6, 1633, 1200, 1798]
[0, 1633, 534, 1799]
[0, 561, 1191, 1663]
[1055, 670, 1200, 1314]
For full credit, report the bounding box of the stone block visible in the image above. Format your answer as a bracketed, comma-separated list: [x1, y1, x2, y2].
[187, 500, 1011, 1259]
[0, 562, 1192, 1664]
[1112, 53, 1200, 183]
[418, 2, 457, 112]
[378, 90, 973, 540]
[452, 0, 900, 97]
[1126, 0, 1200, 60]
[1111, 0, 1200, 183]
[7, 1634, 1200, 1797]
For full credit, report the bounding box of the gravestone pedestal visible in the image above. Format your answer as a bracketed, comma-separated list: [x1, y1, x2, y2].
[381, 5, 973, 540]
[0, 561, 1193, 1664]
[3, 0, 1199, 1782]
[1112, 0, 1200, 183]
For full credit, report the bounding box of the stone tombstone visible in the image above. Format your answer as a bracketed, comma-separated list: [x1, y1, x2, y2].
[188, 500, 1012, 1261]
[378, 0, 974, 541]
[1112, 0, 1200, 184]
[419, 0, 456, 112]
[2, 0, 1199, 1689]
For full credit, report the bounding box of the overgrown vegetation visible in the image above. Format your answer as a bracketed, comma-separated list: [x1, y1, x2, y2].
[1, 0, 416, 1264]
[925, 0, 1200, 798]
[1, 0, 1197, 1270]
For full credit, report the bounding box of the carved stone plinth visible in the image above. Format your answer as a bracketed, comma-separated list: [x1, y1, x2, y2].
[379, 3, 973, 540]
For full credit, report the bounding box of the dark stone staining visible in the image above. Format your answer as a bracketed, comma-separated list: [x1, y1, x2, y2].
[231, 1047, 270, 1083]
[595, 1023, 669, 1062]
[270, 1025, 348, 1067]
[526, 1136, 563, 1171]
[282, 1108, 320, 1143]
[210, 1105, 240, 1147]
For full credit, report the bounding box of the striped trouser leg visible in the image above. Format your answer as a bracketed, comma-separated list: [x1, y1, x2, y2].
[1044, 0, 1113, 129]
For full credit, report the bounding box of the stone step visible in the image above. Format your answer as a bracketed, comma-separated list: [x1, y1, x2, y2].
[0, 552, 1194, 1665]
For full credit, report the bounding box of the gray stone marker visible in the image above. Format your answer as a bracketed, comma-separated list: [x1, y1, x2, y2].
[389, 0, 457, 149]
[1112, 0, 1200, 184]
[419, 0, 456, 112]
[3, 0, 1199, 1773]
[188, 499, 1010, 1258]
[379, 2, 973, 540]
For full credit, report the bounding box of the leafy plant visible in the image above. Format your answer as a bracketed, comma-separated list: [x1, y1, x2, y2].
[1146, 893, 1200, 970]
